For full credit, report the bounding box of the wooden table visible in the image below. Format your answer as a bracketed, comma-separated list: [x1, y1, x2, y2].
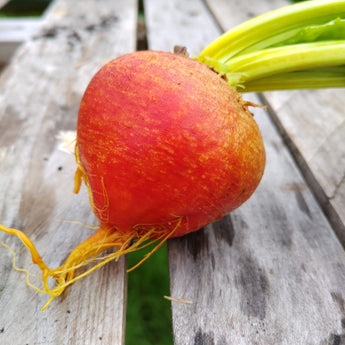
[1, 0, 344, 344]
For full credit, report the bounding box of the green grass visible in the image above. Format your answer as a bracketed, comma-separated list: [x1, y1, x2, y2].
[0, 0, 51, 17]
[126, 243, 173, 345]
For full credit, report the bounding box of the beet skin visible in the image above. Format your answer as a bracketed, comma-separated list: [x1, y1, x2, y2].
[75, 50, 266, 238]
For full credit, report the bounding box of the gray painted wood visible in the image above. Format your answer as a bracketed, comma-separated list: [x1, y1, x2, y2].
[0, 0, 137, 344]
[144, 0, 345, 343]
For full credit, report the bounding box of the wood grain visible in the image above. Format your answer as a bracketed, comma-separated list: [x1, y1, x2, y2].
[144, 0, 345, 343]
[0, 18, 40, 64]
[168, 92, 345, 345]
[0, 0, 137, 344]
[145, 0, 220, 56]
[261, 88, 345, 245]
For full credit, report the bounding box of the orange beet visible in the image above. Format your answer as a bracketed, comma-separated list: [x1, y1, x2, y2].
[0, 50, 265, 309]
[75, 50, 265, 238]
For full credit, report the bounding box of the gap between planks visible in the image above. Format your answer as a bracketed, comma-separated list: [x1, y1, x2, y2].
[260, 93, 345, 250]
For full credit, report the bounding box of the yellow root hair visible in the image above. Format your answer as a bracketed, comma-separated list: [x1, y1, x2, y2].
[0, 143, 181, 310]
[0, 218, 181, 311]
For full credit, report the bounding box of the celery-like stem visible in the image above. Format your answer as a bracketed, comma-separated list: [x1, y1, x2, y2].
[198, 0, 345, 92]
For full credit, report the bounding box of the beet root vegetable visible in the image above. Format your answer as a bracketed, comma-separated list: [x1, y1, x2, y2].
[75, 50, 265, 237]
[0, 50, 265, 309]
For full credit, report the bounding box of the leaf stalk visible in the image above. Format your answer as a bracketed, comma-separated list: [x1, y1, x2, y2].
[198, 0, 345, 92]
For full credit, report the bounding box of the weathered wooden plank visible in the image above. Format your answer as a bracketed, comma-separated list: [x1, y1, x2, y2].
[206, 0, 345, 243]
[145, 0, 345, 344]
[261, 88, 345, 244]
[0, 0, 10, 9]
[204, 0, 288, 29]
[0, 18, 41, 64]
[145, 0, 220, 56]
[0, 0, 137, 344]
[169, 92, 345, 345]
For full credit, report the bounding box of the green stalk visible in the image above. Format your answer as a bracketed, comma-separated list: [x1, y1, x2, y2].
[197, 0, 345, 92]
